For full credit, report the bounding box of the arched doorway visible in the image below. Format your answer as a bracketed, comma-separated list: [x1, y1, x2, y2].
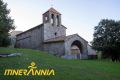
[71, 40, 83, 59]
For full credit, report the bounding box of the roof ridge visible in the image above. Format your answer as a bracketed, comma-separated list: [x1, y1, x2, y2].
[43, 7, 61, 14]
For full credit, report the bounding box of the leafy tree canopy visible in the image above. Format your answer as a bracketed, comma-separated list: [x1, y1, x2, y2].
[92, 19, 120, 61]
[0, 0, 15, 47]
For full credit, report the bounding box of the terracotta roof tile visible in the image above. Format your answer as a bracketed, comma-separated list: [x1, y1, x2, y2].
[43, 7, 61, 14]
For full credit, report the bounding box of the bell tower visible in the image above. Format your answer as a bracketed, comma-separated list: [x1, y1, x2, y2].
[43, 7, 61, 27]
[43, 8, 66, 41]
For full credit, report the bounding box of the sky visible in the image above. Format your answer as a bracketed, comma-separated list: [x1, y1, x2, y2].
[3, 0, 120, 43]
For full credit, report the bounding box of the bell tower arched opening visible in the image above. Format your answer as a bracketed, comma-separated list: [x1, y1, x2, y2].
[43, 8, 61, 27]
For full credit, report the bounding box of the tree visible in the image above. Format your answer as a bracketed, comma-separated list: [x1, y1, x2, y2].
[0, 0, 15, 47]
[92, 19, 120, 61]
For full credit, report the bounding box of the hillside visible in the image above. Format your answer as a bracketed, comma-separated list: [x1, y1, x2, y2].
[0, 48, 120, 80]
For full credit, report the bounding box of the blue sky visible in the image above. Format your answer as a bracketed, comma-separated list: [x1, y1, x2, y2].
[4, 0, 120, 42]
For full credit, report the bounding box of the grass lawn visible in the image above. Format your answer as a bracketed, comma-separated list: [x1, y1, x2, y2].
[0, 48, 120, 80]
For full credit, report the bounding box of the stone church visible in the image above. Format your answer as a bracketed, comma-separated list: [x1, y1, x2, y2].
[16, 8, 96, 59]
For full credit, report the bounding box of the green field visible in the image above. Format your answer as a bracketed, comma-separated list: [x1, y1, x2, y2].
[0, 48, 120, 80]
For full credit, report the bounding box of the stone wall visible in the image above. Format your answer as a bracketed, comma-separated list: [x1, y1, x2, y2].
[44, 42, 65, 56]
[43, 23, 66, 41]
[16, 25, 44, 50]
[64, 34, 88, 59]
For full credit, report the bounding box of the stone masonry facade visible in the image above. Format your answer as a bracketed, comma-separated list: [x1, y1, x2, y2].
[16, 8, 96, 59]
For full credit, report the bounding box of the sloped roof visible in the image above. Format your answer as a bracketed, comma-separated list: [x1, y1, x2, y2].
[65, 34, 88, 42]
[44, 34, 88, 43]
[16, 24, 66, 36]
[16, 24, 43, 36]
[43, 7, 61, 14]
[44, 36, 66, 43]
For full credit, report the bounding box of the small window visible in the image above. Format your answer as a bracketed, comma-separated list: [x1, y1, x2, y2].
[54, 32, 57, 36]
